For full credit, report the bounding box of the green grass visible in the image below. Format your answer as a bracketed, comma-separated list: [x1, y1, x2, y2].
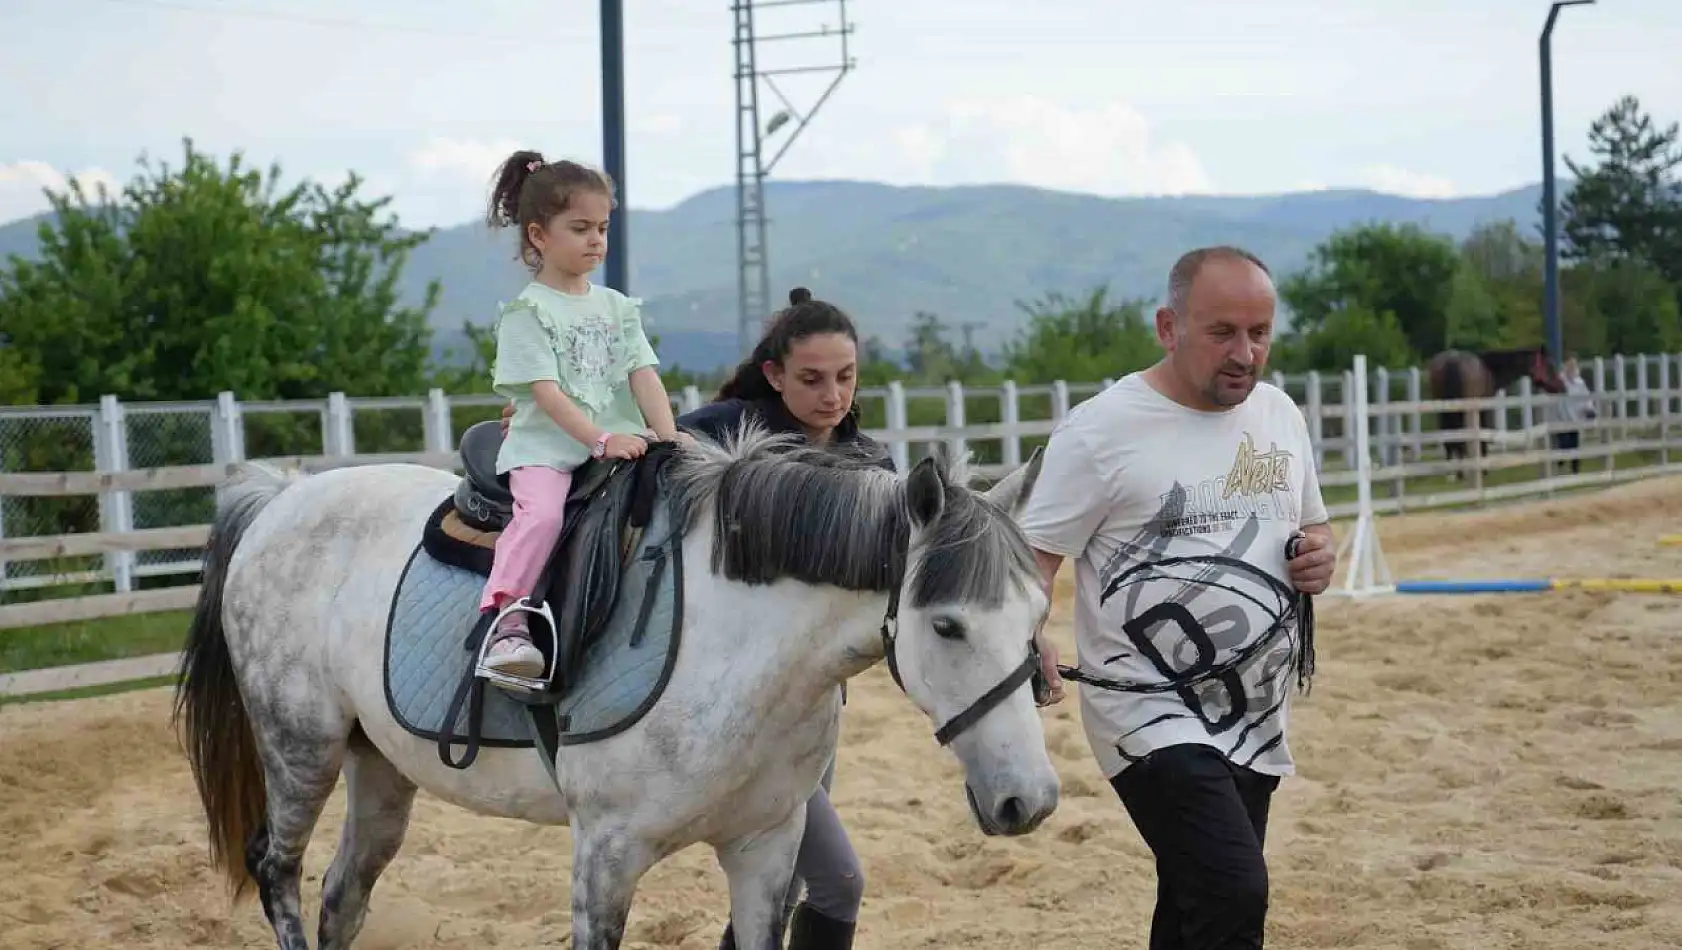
[0, 610, 191, 674]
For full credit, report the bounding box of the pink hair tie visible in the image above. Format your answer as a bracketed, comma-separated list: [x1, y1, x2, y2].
[526, 159, 543, 172]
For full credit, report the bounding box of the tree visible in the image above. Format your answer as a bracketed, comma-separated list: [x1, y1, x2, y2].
[1564, 257, 1682, 356]
[0, 138, 440, 406]
[1442, 261, 1504, 350]
[1560, 95, 1682, 289]
[1000, 287, 1159, 383]
[1276, 222, 1460, 364]
[1454, 220, 1545, 348]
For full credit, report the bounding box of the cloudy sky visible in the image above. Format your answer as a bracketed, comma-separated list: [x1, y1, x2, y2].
[3, 0, 1680, 229]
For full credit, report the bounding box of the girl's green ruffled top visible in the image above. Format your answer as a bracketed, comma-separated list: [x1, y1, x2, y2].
[490, 280, 661, 473]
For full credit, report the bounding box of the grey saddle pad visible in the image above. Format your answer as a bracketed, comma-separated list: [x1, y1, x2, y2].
[382, 488, 683, 750]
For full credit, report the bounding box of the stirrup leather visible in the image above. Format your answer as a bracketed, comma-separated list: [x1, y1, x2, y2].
[473, 596, 557, 695]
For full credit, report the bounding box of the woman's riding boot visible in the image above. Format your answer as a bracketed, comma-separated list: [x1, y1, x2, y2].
[788, 902, 856, 950]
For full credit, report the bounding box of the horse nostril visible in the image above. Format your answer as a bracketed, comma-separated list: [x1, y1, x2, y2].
[997, 796, 1027, 830]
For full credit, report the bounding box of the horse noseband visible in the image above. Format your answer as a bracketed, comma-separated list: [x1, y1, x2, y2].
[878, 585, 1043, 746]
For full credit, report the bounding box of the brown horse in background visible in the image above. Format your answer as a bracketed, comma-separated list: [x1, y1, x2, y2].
[1425, 346, 1563, 471]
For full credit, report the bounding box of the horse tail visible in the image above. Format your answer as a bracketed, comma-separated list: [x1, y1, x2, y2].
[171, 461, 295, 900]
[1440, 354, 1466, 430]
[1442, 354, 1464, 399]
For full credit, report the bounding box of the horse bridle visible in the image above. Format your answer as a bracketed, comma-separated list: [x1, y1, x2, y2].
[877, 582, 1047, 746]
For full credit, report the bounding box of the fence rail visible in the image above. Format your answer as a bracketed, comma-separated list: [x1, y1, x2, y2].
[4, 351, 1681, 646]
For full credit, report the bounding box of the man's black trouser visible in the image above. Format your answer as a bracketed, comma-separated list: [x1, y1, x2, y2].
[1109, 743, 1281, 950]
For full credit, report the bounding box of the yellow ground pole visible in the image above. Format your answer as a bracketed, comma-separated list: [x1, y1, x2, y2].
[1551, 578, 1682, 594]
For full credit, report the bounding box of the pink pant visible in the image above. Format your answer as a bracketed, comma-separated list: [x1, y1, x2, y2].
[479, 466, 574, 612]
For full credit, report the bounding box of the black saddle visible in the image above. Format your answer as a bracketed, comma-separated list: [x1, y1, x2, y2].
[452, 420, 629, 532]
[434, 421, 674, 695]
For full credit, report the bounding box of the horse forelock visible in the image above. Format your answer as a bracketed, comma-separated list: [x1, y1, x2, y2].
[668, 421, 1039, 607]
[908, 481, 1041, 610]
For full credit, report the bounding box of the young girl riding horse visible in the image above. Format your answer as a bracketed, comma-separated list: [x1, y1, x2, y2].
[478, 150, 680, 682]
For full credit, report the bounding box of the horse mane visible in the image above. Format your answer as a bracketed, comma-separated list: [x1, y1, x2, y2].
[666, 421, 1039, 608]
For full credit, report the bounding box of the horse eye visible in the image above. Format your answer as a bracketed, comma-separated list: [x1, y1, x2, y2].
[931, 616, 966, 640]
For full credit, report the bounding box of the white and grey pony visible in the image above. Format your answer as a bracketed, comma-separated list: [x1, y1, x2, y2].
[172, 425, 1060, 950]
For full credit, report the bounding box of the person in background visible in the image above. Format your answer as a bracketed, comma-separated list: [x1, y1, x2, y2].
[1551, 353, 1596, 475]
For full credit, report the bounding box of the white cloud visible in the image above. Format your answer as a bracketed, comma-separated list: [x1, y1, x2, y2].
[1359, 163, 1459, 198]
[844, 95, 1214, 196]
[0, 161, 121, 224]
[407, 137, 526, 181]
[631, 114, 683, 136]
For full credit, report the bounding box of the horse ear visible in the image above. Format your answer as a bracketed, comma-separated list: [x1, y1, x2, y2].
[982, 446, 1044, 517]
[906, 456, 945, 528]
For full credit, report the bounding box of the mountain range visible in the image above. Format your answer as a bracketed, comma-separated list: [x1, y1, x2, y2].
[0, 178, 1546, 372]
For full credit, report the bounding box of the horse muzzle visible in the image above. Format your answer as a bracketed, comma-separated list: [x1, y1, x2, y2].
[965, 781, 1057, 837]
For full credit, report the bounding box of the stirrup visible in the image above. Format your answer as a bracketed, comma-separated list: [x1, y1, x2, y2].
[473, 596, 557, 695]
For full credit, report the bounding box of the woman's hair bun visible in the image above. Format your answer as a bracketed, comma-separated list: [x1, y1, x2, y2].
[788, 287, 813, 306]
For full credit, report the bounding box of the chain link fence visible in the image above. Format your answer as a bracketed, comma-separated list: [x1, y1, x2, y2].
[125, 404, 215, 579]
[0, 408, 101, 599]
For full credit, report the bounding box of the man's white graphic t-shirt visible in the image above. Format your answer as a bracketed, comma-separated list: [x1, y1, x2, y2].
[1019, 373, 1327, 781]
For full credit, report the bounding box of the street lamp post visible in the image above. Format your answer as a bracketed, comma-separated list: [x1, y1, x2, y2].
[602, 0, 629, 294]
[1540, 0, 1595, 366]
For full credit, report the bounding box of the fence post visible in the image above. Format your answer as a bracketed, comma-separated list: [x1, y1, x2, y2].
[1612, 355, 1626, 424]
[682, 385, 703, 414]
[1341, 370, 1355, 470]
[1051, 381, 1070, 423]
[999, 380, 1021, 468]
[1306, 372, 1324, 468]
[1659, 355, 1673, 467]
[945, 380, 968, 462]
[886, 381, 910, 472]
[1636, 355, 1650, 423]
[1374, 366, 1393, 467]
[324, 392, 354, 457]
[95, 394, 135, 593]
[0, 475, 8, 587]
[1406, 367, 1422, 462]
[210, 392, 247, 505]
[1518, 377, 1534, 451]
[421, 389, 452, 455]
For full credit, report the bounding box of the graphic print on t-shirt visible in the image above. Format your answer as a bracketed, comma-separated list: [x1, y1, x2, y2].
[1093, 430, 1305, 769]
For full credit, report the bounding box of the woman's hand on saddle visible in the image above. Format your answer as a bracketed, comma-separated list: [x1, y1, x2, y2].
[602, 433, 649, 460]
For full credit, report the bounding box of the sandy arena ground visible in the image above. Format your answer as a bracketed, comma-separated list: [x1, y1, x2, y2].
[4, 476, 1682, 948]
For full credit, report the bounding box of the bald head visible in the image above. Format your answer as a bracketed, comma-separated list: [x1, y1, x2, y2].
[1154, 245, 1277, 409]
[1166, 246, 1272, 316]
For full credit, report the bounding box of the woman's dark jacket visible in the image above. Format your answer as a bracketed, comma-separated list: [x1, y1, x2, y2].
[677, 396, 896, 473]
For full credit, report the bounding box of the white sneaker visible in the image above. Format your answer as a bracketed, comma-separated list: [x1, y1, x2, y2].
[483, 630, 545, 679]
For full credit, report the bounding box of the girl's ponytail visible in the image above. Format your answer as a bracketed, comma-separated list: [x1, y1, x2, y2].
[486, 150, 546, 229]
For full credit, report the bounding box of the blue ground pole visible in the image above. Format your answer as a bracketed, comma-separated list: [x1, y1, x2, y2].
[1395, 579, 1553, 594]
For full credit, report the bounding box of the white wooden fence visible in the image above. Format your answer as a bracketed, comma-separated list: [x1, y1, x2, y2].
[3, 352, 1681, 696]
